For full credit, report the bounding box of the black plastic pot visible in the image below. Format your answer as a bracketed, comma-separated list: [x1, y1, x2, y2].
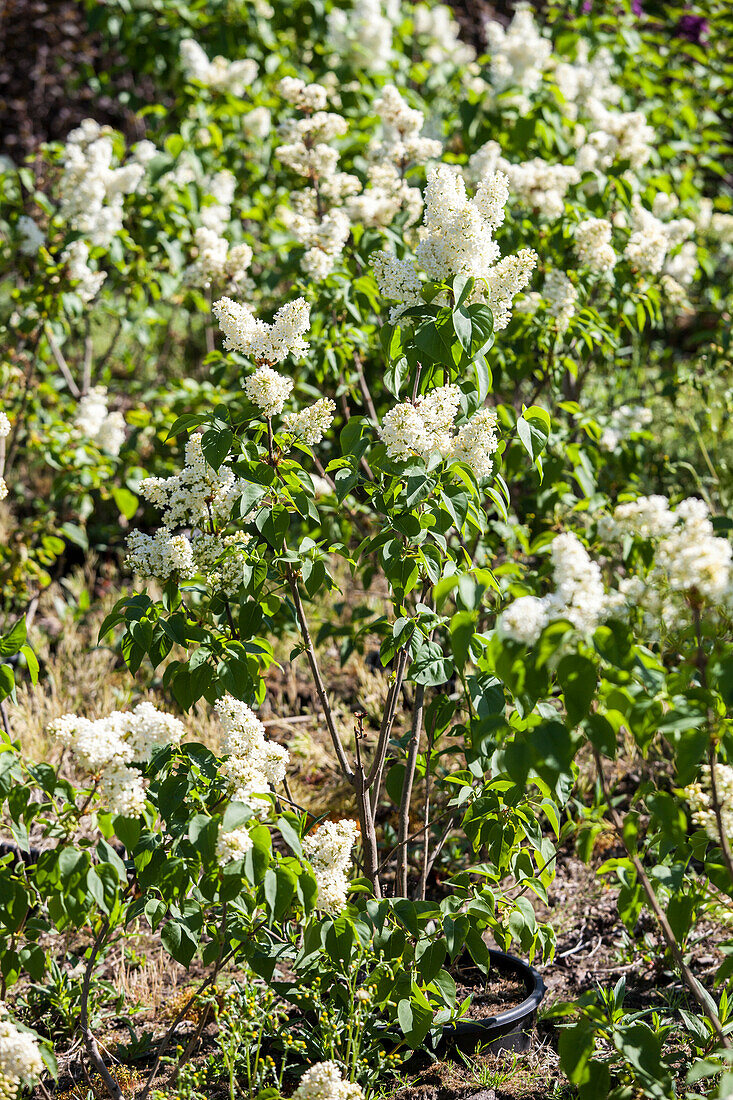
[437, 949, 546, 1058]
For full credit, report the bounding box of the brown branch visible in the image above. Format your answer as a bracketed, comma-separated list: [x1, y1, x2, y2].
[593, 747, 731, 1048]
[286, 569, 354, 781]
[397, 682, 425, 897]
[80, 921, 124, 1100]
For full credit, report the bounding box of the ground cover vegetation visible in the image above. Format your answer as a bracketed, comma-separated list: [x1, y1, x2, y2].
[0, 0, 732, 1097]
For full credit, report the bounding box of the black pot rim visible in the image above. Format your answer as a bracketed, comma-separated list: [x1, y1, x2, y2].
[444, 947, 545, 1037]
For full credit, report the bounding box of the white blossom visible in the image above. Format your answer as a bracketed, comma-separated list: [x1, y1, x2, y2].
[282, 399, 335, 445]
[598, 405, 652, 452]
[0, 1013, 43, 1096]
[213, 296, 310, 364]
[499, 532, 606, 643]
[543, 270, 577, 332]
[303, 819, 358, 915]
[17, 215, 44, 256]
[58, 121, 144, 247]
[243, 366, 293, 417]
[412, 3, 475, 66]
[186, 227, 253, 293]
[46, 704, 183, 815]
[684, 765, 733, 845]
[180, 40, 258, 96]
[292, 1061, 364, 1100]
[327, 0, 397, 71]
[376, 163, 536, 330]
[216, 695, 289, 815]
[62, 240, 106, 303]
[574, 218, 616, 273]
[126, 528, 197, 581]
[499, 595, 549, 645]
[503, 159, 579, 220]
[485, 4, 551, 100]
[136, 435, 245, 529]
[379, 385, 461, 462]
[450, 407, 500, 479]
[278, 77, 329, 111]
[216, 825, 254, 863]
[74, 387, 125, 455]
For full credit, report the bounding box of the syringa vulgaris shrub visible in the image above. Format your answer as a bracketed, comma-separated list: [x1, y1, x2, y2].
[1, 1, 733, 1098]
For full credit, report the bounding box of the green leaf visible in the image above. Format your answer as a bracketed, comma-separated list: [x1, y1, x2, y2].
[0, 665, 15, 702]
[409, 641, 454, 687]
[557, 655, 597, 726]
[112, 487, 139, 520]
[201, 428, 233, 472]
[161, 920, 198, 967]
[0, 620, 26, 657]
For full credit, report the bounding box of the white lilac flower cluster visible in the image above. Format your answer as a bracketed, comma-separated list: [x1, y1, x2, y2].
[213, 296, 310, 365]
[465, 144, 577, 221]
[275, 80, 358, 280]
[502, 159, 579, 221]
[126, 435, 255, 591]
[599, 404, 652, 452]
[485, 5, 552, 104]
[553, 40, 621, 120]
[215, 695, 289, 816]
[499, 532, 606, 645]
[347, 86, 441, 229]
[199, 170, 237, 235]
[282, 398, 336, 446]
[684, 764, 733, 845]
[303, 819, 358, 915]
[127, 526, 253, 592]
[373, 164, 536, 328]
[378, 384, 499, 479]
[697, 200, 733, 250]
[16, 215, 44, 256]
[624, 199, 695, 278]
[137, 435, 244, 529]
[574, 103, 655, 176]
[62, 240, 106, 304]
[47, 703, 184, 816]
[186, 227, 253, 293]
[574, 218, 616, 273]
[599, 497, 733, 625]
[243, 366, 294, 417]
[180, 39, 258, 96]
[216, 825, 254, 864]
[412, 3, 475, 66]
[58, 119, 145, 248]
[327, 0, 398, 72]
[543, 270, 578, 332]
[74, 386, 126, 456]
[292, 1061, 364, 1100]
[0, 1009, 44, 1100]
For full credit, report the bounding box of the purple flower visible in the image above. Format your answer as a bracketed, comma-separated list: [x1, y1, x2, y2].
[582, 0, 592, 11]
[676, 13, 708, 42]
[631, 0, 643, 13]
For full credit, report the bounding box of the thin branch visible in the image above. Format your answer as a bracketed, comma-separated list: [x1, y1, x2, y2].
[366, 647, 408, 802]
[80, 921, 124, 1100]
[82, 319, 93, 394]
[44, 323, 81, 398]
[419, 720, 435, 901]
[396, 682, 425, 897]
[136, 945, 236, 1100]
[593, 747, 731, 1048]
[286, 569, 354, 781]
[354, 353, 379, 426]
